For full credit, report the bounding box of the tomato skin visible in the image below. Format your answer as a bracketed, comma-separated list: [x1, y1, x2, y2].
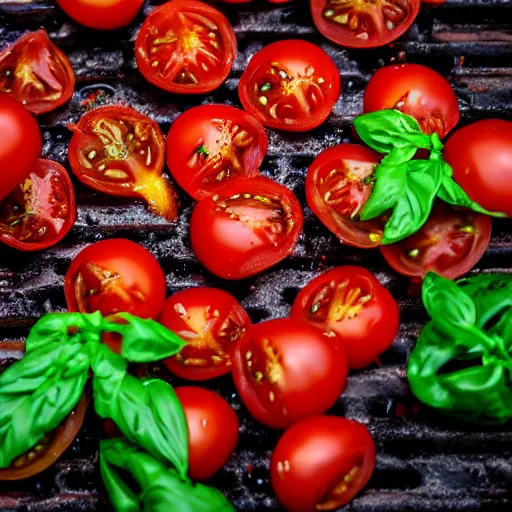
[161, 287, 252, 381]
[0, 93, 42, 201]
[232, 318, 348, 429]
[364, 64, 459, 138]
[239, 40, 341, 132]
[190, 177, 303, 280]
[270, 416, 375, 512]
[64, 238, 166, 319]
[291, 266, 399, 369]
[444, 120, 512, 217]
[167, 105, 268, 200]
[175, 387, 239, 481]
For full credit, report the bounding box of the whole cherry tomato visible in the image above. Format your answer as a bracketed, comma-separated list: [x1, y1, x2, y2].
[56, 0, 144, 30]
[167, 105, 268, 200]
[306, 143, 384, 249]
[0, 159, 76, 251]
[0, 93, 41, 201]
[64, 238, 166, 318]
[190, 177, 303, 280]
[270, 416, 375, 512]
[380, 203, 492, 282]
[161, 287, 252, 381]
[232, 318, 348, 429]
[364, 63, 460, 138]
[68, 105, 178, 221]
[239, 40, 341, 132]
[291, 266, 399, 369]
[175, 387, 239, 481]
[444, 120, 512, 217]
[136, 0, 237, 94]
[310, 0, 421, 49]
[0, 30, 75, 115]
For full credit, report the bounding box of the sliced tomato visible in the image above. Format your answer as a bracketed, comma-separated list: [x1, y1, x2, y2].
[135, 0, 237, 94]
[167, 104, 268, 200]
[68, 105, 178, 221]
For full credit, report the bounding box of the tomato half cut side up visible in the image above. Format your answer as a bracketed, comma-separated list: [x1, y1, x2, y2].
[306, 143, 385, 248]
[310, 0, 421, 49]
[0, 396, 88, 481]
[190, 177, 304, 280]
[167, 104, 268, 200]
[135, 0, 237, 94]
[161, 287, 252, 380]
[238, 40, 341, 132]
[0, 159, 76, 252]
[380, 203, 493, 282]
[68, 105, 178, 220]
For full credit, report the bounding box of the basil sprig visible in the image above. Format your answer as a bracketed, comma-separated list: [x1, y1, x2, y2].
[354, 110, 505, 244]
[408, 272, 512, 424]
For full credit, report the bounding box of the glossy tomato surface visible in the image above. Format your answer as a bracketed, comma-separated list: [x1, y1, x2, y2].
[0, 93, 41, 201]
[136, 0, 237, 94]
[270, 416, 375, 512]
[232, 318, 348, 429]
[161, 287, 252, 380]
[239, 40, 341, 132]
[364, 63, 460, 138]
[310, 0, 421, 49]
[56, 0, 144, 30]
[167, 105, 267, 200]
[0, 30, 75, 115]
[306, 144, 384, 249]
[68, 105, 177, 221]
[444, 120, 512, 217]
[0, 159, 76, 251]
[380, 203, 492, 282]
[292, 266, 399, 369]
[175, 387, 239, 481]
[64, 238, 166, 318]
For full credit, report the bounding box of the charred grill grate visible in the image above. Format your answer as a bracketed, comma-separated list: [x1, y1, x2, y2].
[1, 0, 512, 510]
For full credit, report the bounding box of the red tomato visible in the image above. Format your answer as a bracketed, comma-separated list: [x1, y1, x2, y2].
[422, 0, 446, 4]
[0, 159, 76, 251]
[64, 238, 166, 318]
[0, 30, 75, 115]
[135, 0, 237, 94]
[175, 387, 239, 481]
[161, 287, 252, 380]
[380, 203, 492, 282]
[167, 105, 268, 200]
[0, 93, 42, 201]
[310, 0, 421, 49]
[68, 105, 178, 221]
[291, 266, 399, 369]
[364, 63, 460, 138]
[190, 177, 303, 280]
[270, 416, 375, 512]
[306, 143, 384, 249]
[232, 318, 348, 429]
[56, 0, 144, 30]
[238, 40, 341, 132]
[444, 120, 512, 217]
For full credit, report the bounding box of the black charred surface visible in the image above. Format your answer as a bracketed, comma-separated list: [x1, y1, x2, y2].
[0, 0, 511, 510]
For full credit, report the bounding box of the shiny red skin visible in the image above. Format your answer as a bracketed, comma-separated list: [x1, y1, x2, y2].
[364, 63, 460, 138]
[190, 177, 303, 280]
[161, 287, 252, 381]
[292, 266, 399, 369]
[239, 40, 341, 132]
[175, 387, 239, 481]
[444, 119, 512, 217]
[64, 238, 166, 318]
[270, 416, 376, 512]
[167, 105, 268, 200]
[232, 318, 348, 429]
